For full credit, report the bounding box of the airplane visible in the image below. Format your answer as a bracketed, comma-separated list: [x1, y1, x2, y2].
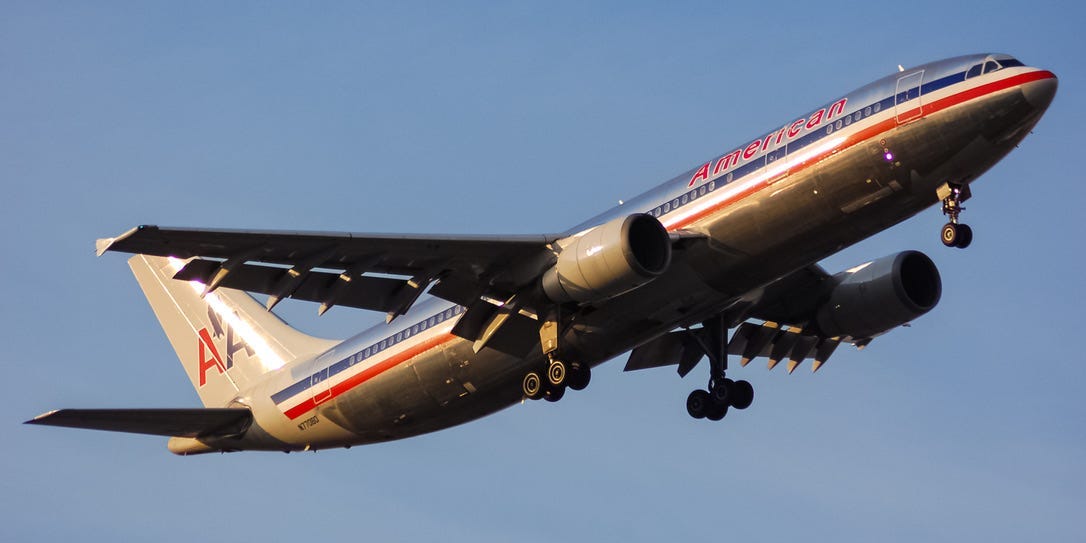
[27, 53, 1056, 454]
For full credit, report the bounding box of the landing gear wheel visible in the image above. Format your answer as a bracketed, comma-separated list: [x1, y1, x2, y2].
[941, 222, 973, 248]
[710, 378, 732, 404]
[705, 401, 728, 421]
[543, 385, 566, 402]
[686, 389, 711, 419]
[547, 359, 567, 387]
[955, 223, 973, 248]
[566, 363, 591, 391]
[730, 380, 754, 410]
[941, 222, 960, 247]
[522, 372, 543, 400]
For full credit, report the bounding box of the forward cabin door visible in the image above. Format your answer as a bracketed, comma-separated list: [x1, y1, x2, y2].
[895, 70, 924, 124]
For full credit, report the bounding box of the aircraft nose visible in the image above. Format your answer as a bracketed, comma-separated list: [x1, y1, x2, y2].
[1023, 71, 1057, 112]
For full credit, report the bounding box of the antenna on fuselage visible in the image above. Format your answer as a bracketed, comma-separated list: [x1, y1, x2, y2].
[898, 64, 905, 72]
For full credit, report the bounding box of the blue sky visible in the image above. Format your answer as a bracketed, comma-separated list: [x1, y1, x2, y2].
[4, 2, 1084, 541]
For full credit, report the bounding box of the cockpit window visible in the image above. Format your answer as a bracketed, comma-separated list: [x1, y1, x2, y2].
[966, 64, 983, 78]
[1001, 58, 1024, 68]
[983, 60, 1001, 74]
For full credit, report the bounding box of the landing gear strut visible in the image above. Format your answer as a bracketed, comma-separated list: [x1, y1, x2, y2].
[685, 315, 754, 422]
[940, 183, 973, 249]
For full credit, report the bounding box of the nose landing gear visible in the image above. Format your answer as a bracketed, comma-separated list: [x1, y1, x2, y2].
[940, 182, 973, 249]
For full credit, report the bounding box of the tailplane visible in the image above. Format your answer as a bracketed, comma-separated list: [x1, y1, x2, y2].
[129, 254, 337, 407]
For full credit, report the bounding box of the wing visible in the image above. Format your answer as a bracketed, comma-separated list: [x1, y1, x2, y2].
[25, 408, 252, 438]
[97, 225, 561, 321]
[625, 264, 851, 375]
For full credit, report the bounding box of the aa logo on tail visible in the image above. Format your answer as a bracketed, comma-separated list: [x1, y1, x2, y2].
[197, 306, 254, 386]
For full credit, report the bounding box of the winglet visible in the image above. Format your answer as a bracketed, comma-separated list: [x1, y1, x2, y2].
[95, 225, 148, 257]
[24, 409, 60, 424]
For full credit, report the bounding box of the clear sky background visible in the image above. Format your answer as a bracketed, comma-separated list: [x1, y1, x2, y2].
[3, 2, 1084, 541]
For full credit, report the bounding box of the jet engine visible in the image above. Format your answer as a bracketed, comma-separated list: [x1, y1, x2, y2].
[542, 213, 672, 304]
[815, 251, 941, 340]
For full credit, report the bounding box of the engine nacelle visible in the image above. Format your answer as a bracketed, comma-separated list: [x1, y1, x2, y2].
[815, 251, 942, 340]
[542, 213, 672, 304]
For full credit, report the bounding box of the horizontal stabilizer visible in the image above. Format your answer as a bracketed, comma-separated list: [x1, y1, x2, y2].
[25, 408, 252, 438]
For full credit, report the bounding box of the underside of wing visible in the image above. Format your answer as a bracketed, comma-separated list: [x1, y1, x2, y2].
[25, 408, 252, 438]
[97, 225, 561, 323]
[624, 264, 849, 375]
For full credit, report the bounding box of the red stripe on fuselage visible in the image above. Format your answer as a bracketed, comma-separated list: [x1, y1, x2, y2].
[669, 69, 1055, 231]
[282, 332, 454, 420]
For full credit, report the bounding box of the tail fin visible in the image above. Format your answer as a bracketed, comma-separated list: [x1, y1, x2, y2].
[129, 254, 337, 407]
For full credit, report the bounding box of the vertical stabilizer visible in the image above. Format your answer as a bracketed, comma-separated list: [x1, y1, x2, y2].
[129, 255, 338, 407]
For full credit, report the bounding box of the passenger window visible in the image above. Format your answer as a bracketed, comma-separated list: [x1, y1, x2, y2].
[967, 64, 983, 78]
[698, 185, 707, 196]
[681, 194, 688, 204]
[864, 106, 871, 117]
[709, 180, 717, 190]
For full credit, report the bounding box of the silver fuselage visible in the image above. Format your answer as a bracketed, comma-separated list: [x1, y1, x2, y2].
[215, 54, 1056, 451]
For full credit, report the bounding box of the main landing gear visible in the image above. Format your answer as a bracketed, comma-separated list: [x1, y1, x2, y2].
[684, 315, 754, 422]
[522, 310, 590, 402]
[522, 358, 590, 402]
[940, 183, 973, 249]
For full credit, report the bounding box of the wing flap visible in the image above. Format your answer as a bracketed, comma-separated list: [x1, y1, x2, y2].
[25, 408, 252, 438]
[174, 258, 407, 313]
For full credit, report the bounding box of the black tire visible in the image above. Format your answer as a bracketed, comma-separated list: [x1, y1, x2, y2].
[547, 359, 567, 387]
[522, 372, 543, 400]
[686, 389, 711, 419]
[941, 223, 959, 247]
[567, 364, 591, 391]
[730, 380, 755, 410]
[543, 385, 565, 402]
[710, 378, 732, 404]
[955, 223, 973, 249]
[706, 402, 728, 421]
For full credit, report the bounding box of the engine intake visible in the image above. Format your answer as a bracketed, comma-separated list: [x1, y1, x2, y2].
[815, 251, 941, 340]
[542, 214, 671, 304]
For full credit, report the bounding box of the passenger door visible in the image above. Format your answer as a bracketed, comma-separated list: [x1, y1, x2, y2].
[895, 70, 924, 124]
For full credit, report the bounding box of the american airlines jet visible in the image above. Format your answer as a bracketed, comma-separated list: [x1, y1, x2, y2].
[28, 54, 1056, 454]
